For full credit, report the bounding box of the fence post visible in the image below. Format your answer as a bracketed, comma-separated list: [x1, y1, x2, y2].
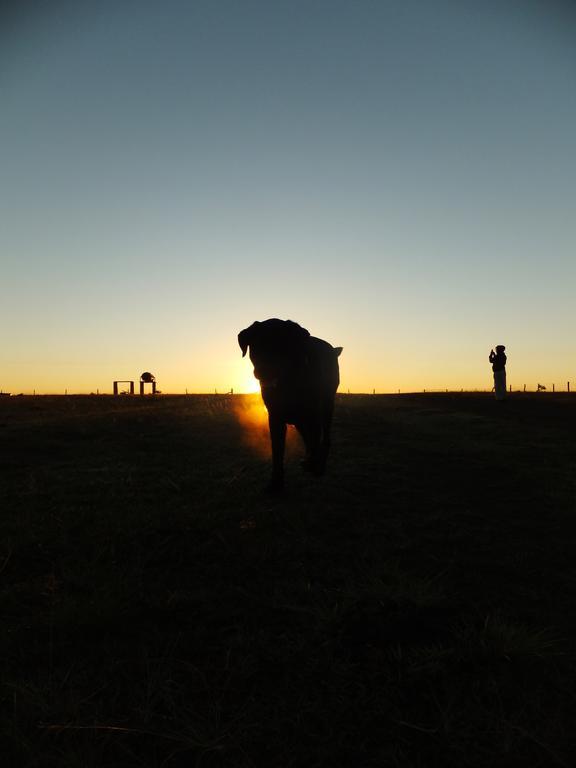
[568, 382, 570, 393]
[553, 383, 555, 393]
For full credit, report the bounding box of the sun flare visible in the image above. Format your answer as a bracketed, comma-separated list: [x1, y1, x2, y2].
[239, 373, 261, 395]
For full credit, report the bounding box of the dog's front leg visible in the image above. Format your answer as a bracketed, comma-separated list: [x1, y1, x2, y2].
[267, 414, 286, 493]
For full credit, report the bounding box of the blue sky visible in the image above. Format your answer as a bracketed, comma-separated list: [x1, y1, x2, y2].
[1, 0, 575, 393]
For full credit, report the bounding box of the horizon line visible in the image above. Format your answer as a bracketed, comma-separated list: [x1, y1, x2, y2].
[1, 387, 573, 397]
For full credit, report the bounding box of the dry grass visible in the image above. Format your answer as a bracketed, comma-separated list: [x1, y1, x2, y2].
[1, 392, 575, 767]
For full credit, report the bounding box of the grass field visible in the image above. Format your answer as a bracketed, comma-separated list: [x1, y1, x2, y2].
[1, 392, 575, 767]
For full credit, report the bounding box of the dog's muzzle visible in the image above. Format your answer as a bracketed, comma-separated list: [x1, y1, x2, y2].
[259, 378, 279, 390]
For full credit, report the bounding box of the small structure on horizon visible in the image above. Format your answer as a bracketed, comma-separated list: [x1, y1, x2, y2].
[113, 380, 134, 395]
[140, 372, 157, 395]
[537, 383, 546, 392]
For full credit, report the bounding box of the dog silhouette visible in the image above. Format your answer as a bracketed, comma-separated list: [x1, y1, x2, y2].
[238, 319, 342, 492]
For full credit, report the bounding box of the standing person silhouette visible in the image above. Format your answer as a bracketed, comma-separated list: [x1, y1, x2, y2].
[489, 345, 507, 400]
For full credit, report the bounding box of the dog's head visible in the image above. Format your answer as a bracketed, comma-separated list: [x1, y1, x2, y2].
[238, 319, 311, 388]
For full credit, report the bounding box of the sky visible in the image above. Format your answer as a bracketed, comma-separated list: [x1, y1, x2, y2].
[1, 0, 575, 394]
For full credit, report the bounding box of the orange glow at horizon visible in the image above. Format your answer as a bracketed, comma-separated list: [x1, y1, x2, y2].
[2, 343, 574, 396]
[238, 372, 261, 394]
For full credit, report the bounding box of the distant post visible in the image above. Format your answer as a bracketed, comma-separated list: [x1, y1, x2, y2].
[568, 382, 571, 393]
[553, 383, 555, 393]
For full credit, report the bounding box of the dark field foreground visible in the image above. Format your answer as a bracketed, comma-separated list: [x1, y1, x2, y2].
[1, 393, 575, 768]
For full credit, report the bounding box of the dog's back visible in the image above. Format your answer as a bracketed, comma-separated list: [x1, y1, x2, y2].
[307, 336, 342, 394]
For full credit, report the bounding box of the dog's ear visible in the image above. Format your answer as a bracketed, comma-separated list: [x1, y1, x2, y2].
[238, 322, 259, 357]
[334, 346, 343, 357]
[238, 328, 250, 358]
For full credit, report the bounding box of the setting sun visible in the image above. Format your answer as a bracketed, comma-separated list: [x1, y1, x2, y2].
[239, 373, 261, 395]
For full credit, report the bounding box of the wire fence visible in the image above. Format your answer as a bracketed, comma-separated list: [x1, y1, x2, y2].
[418, 382, 573, 394]
[342, 382, 574, 395]
[515, 381, 572, 393]
[2, 381, 574, 397]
